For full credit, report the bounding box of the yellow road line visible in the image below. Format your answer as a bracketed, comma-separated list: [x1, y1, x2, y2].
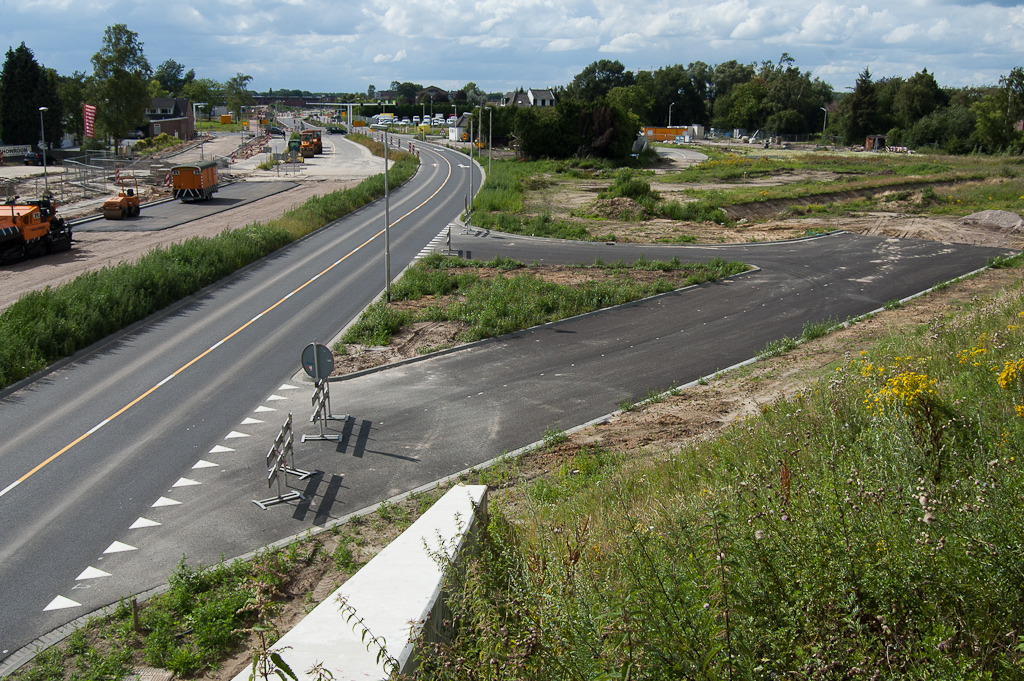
[0, 145, 456, 498]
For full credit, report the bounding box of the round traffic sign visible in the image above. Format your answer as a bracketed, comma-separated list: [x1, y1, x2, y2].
[301, 342, 334, 379]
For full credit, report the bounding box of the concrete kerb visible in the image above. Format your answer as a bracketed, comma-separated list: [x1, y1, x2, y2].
[3, 260, 998, 679]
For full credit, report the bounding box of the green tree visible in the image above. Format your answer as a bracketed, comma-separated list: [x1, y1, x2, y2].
[181, 78, 223, 119]
[893, 69, 946, 129]
[223, 72, 253, 122]
[90, 24, 151, 147]
[460, 82, 485, 105]
[153, 59, 194, 96]
[57, 71, 87, 143]
[839, 67, 879, 144]
[647, 64, 706, 126]
[565, 59, 635, 101]
[0, 42, 62, 146]
[607, 84, 652, 123]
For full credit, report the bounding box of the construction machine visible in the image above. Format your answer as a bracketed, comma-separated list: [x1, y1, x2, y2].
[0, 196, 72, 264]
[299, 129, 323, 157]
[102, 176, 141, 220]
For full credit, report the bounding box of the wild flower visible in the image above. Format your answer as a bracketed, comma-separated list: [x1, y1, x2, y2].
[997, 359, 1024, 390]
[865, 370, 937, 412]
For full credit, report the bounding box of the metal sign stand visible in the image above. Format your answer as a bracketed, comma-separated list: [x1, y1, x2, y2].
[303, 378, 348, 442]
[300, 340, 348, 443]
[253, 413, 306, 509]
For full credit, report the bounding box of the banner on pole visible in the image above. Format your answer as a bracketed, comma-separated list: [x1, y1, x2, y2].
[84, 104, 96, 139]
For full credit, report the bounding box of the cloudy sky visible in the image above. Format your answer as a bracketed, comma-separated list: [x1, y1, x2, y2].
[3, 0, 1023, 95]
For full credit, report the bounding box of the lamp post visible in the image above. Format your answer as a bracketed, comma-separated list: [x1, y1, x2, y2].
[370, 123, 392, 301]
[487, 106, 493, 177]
[821, 107, 828, 137]
[668, 102, 675, 128]
[38, 106, 49, 194]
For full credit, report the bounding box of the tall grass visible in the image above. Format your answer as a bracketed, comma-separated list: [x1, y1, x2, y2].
[423, 278, 1024, 679]
[339, 254, 748, 346]
[0, 150, 419, 390]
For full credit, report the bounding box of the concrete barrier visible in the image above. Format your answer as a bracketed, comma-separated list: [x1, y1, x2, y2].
[231, 484, 488, 681]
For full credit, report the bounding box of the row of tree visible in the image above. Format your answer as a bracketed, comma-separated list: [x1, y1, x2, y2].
[0, 24, 254, 150]
[3, 29, 1023, 159]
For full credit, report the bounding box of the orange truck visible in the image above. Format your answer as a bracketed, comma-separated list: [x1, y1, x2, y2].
[0, 197, 72, 263]
[171, 160, 219, 201]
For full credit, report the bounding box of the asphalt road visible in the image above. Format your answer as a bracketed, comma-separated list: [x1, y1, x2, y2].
[76, 182, 297, 232]
[0, 140, 479, 664]
[0, 138, 1013, 667]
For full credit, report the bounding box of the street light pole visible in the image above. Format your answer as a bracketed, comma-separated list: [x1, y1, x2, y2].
[668, 102, 675, 128]
[820, 107, 828, 137]
[487, 106, 493, 178]
[38, 106, 49, 194]
[370, 123, 391, 301]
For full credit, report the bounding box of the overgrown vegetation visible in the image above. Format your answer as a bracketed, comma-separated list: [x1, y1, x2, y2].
[338, 253, 748, 348]
[0, 147, 417, 390]
[130, 132, 185, 155]
[10, 487, 445, 681]
[423, 276, 1024, 679]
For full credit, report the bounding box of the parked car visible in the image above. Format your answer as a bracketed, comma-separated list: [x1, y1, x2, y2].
[268, 126, 285, 136]
[400, 118, 412, 126]
[23, 151, 57, 166]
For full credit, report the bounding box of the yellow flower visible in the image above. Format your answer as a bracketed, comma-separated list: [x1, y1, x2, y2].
[998, 359, 1024, 390]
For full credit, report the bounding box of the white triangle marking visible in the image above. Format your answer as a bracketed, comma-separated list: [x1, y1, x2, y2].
[209, 445, 234, 454]
[266, 394, 288, 401]
[76, 566, 111, 580]
[44, 595, 81, 611]
[279, 384, 298, 390]
[240, 417, 264, 425]
[254, 405, 277, 413]
[192, 460, 218, 469]
[173, 477, 200, 487]
[152, 496, 181, 507]
[129, 517, 161, 529]
[225, 431, 249, 439]
[103, 541, 136, 554]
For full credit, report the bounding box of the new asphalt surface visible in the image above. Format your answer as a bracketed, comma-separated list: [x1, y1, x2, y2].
[0, 138, 1014, 670]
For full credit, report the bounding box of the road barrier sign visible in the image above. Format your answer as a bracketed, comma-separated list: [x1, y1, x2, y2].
[252, 413, 313, 509]
[303, 378, 348, 442]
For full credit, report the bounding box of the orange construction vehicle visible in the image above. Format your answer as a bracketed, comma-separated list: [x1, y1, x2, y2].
[0, 196, 72, 264]
[102, 176, 141, 220]
[171, 160, 219, 201]
[299, 129, 323, 157]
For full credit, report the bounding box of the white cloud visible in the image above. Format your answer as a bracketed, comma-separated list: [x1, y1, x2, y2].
[599, 33, 647, 52]
[373, 49, 407, 63]
[882, 23, 920, 43]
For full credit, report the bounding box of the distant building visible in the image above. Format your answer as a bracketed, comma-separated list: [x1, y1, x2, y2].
[502, 89, 556, 108]
[145, 97, 195, 139]
[416, 86, 450, 102]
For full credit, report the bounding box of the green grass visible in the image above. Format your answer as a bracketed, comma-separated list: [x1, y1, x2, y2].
[0, 146, 418, 390]
[338, 254, 749, 348]
[423, 270, 1024, 680]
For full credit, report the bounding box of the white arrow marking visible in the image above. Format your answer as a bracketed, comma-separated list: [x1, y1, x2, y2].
[254, 406, 277, 413]
[76, 566, 111, 580]
[240, 418, 264, 425]
[225, 431, 249, 439]
[129, 517, 161, 529]
[192, 460, 218, 469]
[279, 384, 299, 390]
[44, 595, 81, 611]
[266, 394, 288, 401]
[209, 445, 234, 454]
[152, 496, 181, 507]
[103, 541, 136, 554]
[172, 478, 200, 487]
